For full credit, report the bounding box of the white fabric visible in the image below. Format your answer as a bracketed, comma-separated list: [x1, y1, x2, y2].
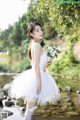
[28, 106, 37, 112]
[8, 41, 60, 106]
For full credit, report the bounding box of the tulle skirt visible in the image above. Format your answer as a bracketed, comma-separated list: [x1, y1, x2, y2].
[8, 68, 60, 106]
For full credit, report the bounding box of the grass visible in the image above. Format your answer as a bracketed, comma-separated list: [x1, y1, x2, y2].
[0, 75, 13, 87]
[48, 61, 80, 91]
[0, 53, 31, 73]
[0, 54, 9, 65]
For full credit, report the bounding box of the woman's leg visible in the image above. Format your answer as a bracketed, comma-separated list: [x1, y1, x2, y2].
[24, 99, 37, 120]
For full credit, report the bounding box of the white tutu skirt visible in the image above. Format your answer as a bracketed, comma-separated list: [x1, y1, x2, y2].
[8, 68, 60, 106]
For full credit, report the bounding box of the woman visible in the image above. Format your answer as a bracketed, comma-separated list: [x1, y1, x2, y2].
[8, 22, 60, 120]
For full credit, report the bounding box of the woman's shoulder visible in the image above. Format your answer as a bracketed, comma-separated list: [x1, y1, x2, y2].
[32, 41, 41, 49]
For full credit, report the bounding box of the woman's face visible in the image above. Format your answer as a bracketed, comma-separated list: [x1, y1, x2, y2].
[30, 25, 43, 41]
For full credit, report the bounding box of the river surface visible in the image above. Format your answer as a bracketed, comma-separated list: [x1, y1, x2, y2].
[0, 106, 80, 120]
[0, 106, 24, 120]
[0, 74, 80, 120]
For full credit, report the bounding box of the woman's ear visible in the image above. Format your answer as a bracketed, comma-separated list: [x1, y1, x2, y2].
[30, 33, 34, 38]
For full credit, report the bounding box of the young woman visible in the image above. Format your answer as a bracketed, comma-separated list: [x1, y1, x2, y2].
[8, 22, 60, 120]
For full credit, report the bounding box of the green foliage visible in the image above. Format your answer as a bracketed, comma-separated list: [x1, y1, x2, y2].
[49, 49, 74, 73]
[0, 14, 27, 52]
[48, 47, 80, 89]
[0, 0, 80, 51]
[12, 58, 31, 73]
[43, 22, 57, 39]
[21, 39, 30, 55]
[0, 64, 9, 72]
[35, 0, 80, 42]
[0, 75, 13, 87]
[56, 64, 80, 90]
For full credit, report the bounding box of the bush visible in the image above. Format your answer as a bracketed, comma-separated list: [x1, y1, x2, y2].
[49, 49, 74, 74]
[48, 49, 80, 90]
[0, 64, 9, 72]
[12, 58, 31, 73]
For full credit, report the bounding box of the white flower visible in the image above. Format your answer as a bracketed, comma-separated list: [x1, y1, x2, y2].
[46, 46, 61, 59]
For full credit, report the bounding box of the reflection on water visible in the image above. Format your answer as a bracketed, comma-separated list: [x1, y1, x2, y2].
[1, 106, 80, 120]
[1, 106, 24, 120]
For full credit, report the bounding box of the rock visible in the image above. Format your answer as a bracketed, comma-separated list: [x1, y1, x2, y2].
[2, 82, 12, 91]
[0, 88, 5, 107]
[2, 97, 15, 107]
[5, 101, 15, 107]
[0, 110, 13, 117]
[76, 91, 80, 94]
[60, 106, 67, 111]
[0, 88, 4, 99]
[0, 100, 3, 107]
[73, 42, 80, 62]
[0, 96, 7, 107]
[17, 98, 24, 107]
[6, 110, 13, 116]
[77, 108, 80, 113]
[59, 87, 62, 92]
[63, 86, 71, 92]
[66, 98, 72, 102]
[2, 99, 15, 107]
[65, 102, 72, 107]
[21, 107, 26, 113]
[66, 111, 79, 116]
[35, 109, 45, 114]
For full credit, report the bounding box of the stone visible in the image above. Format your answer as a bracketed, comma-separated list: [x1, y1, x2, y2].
[73, 42, 80, 62]
[0, 89, 5, 107]
[17, 98, 24, 106]
[0, 100, 3, 107]
[2, 97, 15, 107]
[0, 96, 7, 107]
[5, 101, 15, 107]
[76, 91, 80, 94]
[0, 88, 4, 99]
[59, 87, 62, 92]
[65, 102, 72, 107]
[66, 98, 72, 102]
[2, 99, 15, 107]
[66, 111, 79, 116]
[63, 86, 71, 92]
[2, 82, 12, 91]
[0, 110, 13, 117]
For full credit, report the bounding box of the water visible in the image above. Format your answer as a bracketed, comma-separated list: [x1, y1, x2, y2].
[0, 106, 24, 120]
[0, 74, 80, 120]
[33, 116, 80, 120]
[0, 106, 80, 120]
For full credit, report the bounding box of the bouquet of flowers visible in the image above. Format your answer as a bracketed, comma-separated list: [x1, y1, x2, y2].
[46, 46, 61, 60]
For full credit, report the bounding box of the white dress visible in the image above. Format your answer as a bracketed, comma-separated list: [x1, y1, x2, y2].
[8, 41, 60, 106]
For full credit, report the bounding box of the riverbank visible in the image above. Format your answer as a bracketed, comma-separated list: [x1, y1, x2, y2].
[16, 90, 80, 119]
[0, 74, 80, 120]
[33, 92, 80, 117]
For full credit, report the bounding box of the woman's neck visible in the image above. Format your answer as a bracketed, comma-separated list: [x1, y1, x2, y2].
[32, 39, 41, 43]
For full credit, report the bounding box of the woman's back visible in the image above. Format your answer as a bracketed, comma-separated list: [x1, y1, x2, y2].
[30, 41, 48, 71]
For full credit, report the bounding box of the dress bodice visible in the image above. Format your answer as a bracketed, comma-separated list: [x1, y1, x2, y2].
[39, 52, 48, 71]
[31, 41, 48, 71]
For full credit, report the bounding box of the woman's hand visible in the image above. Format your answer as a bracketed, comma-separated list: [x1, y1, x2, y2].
[37, 82, 41, 95]
[44, 59, 52, 71]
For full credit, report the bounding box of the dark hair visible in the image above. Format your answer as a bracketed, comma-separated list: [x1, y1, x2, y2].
[28, 22, 42, 39]
[28, 22, 44, 60]
[40, 40, 45, 47]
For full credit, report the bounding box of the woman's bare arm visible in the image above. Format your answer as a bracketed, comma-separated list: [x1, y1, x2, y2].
[33, 43, 42, 94]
